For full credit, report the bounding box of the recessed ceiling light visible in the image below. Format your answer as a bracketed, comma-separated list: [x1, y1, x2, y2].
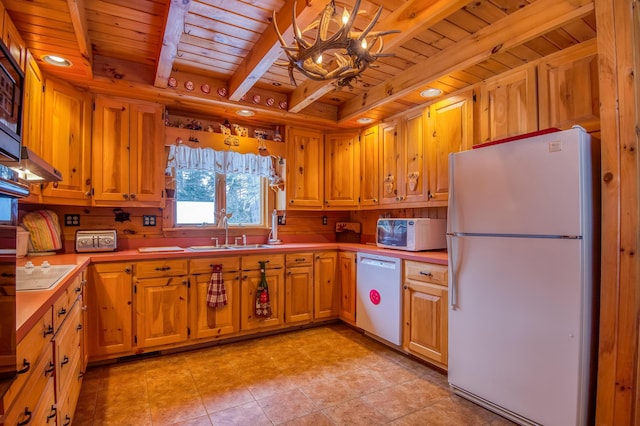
[42, 55, 72, 67]
[420, 87, 442, 98]
[236, 109, 255, 117]
[357, 117, 373, 124]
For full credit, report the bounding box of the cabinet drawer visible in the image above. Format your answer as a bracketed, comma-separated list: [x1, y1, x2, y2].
[4, 344, 55, 426]
[54, 302, 82, 398]
[242, 254, 284, 270]
[53, 283, 77, 332]
[135, 259, 189, 278]
[190, 256, 240, 274]
[404, 261, 448, 286]
[3, 307, 53, 408]
[285, 253, 313, 267]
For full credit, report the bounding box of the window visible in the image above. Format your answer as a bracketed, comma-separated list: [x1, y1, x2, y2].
[168, 145, 274, 227]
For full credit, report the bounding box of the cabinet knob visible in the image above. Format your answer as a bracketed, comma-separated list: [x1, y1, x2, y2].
[130, 193, 136, 199]
[123, 193, 130, 199]
[124, 267, 132, 273]
[403, 285, 408, 290]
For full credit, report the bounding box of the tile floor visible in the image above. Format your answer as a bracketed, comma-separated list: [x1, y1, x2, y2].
[73, 324, 515, 426]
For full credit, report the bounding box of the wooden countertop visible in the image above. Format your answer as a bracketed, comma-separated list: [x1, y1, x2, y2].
[16, 243, 447, 341]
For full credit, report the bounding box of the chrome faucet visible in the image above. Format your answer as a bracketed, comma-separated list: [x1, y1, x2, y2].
[217, 209, 233, 246]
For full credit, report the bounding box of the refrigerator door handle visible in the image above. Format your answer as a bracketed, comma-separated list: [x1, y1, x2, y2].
[447, 233, 458, 309]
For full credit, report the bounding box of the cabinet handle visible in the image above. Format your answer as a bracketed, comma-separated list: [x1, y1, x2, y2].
[58, 307, 67, 317]
[63, 415, 72, 426]
[124, 267, 132, 273]
[419, 271, 433, 277]
[60, 355, 70, 367]
[44, 361, 55, 376]
[17, 358, 30, 374]
[295, 258, 306, 262]
[155, 266, 171, 271]
[130, 193, 136, 199]
[46, 405, 57, 422]
[123, 193, 130, 199]
[43, 325, 54, 336]
[75, 286, 82, 293]
[76, 324, 83, 331]
[17, 408, 32, 426]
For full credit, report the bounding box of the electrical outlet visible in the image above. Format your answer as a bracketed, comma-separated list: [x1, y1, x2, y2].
[143, 215, 156, 226]
[64, 214, 80, 226]
[322, 216, 327, 225]
[277, 215, 286, 225]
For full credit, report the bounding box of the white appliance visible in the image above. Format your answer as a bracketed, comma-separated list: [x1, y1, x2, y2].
[376, 218, 447, 251]
[447, 127, 598, 426]
[356, 253, 402, 345]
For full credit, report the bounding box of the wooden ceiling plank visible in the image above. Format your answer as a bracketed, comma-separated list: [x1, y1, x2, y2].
[85, 10, 164, 33]
[226, 0, 326, 102]
[67, 0, 93, 77]
[338, 0, 595, 121]
[288, 0, 469, 114]
[154, 0, 191, 88]
[189, 2, 267, 34]
[86, 0, 165, 25]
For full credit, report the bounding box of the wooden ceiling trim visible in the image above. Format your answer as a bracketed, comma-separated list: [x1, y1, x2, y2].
[67, 0, 93, 77]
[338, 0, 595, 122]
[286, 0, 470, 114]
[154, 0, 190, 88]
[226, 0, 326, 102]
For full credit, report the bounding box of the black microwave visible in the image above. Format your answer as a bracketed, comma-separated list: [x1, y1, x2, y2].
[0, 38, 23, 162]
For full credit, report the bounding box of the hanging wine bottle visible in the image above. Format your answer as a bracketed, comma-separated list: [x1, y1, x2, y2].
[255, 260, 272, 319]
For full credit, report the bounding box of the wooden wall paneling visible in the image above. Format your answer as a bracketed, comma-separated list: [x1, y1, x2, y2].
[594, 0, 639, 424]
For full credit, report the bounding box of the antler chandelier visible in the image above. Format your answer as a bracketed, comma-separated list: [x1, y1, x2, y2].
[272, 0, 399, 89]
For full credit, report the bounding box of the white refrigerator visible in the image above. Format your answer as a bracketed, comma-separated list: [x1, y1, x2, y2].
[447, 127, 598, 426]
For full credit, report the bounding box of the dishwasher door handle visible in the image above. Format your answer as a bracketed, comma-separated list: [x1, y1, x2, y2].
[359, 257, 398, 270]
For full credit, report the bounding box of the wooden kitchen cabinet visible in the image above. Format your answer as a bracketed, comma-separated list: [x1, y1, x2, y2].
[338, 251, 356, 325]
[190, 257, 241, 340]
[538, 40, 599, 133]
[134, 259, 189, 348]
[86, 262, 134, 358]
[240, 254, 284, 331]
[403, 260, 448, 369]
[22, 52, 44, 156]
[285, 253, 314, 323]
[379, 121, 400, 205]
[359, 125, 379, 207]
[286, 127, 324, 209]
[314, 251, 338, 319]
[41, 77, 93, 204]
[426, 91, 473, 204]
[324, 131, 360, 209]
[92, 95, 165, 206]
[2, 11, 26, 70]
[479, 66, 538, 144]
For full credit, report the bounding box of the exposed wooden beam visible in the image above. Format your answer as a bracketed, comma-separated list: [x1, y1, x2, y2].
[337, 0, 595, 122]
[227, 0, 327, 102]
[154, 0, 191, 88]
[67, 0, 93, 77]
[288, 0, 470, 113]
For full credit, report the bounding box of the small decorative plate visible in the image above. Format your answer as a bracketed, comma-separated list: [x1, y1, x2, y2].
[252, 95, 261, 104]
[168, 77, 177, 88]
[279, 100, 288, 110]
[217, 87, 227, 97]
[266, 97, 275, 107]
[201, 84, 210, 94]
[184, 81, 194, 91]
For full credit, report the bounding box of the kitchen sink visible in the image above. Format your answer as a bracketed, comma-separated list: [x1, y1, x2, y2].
[187, 244, 278, 252]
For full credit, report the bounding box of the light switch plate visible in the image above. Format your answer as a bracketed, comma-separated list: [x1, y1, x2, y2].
[65, 214, 80, 226]
[143, 215, 156, 226]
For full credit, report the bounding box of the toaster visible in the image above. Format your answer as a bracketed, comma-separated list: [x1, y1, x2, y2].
[75, 229, 117, 252]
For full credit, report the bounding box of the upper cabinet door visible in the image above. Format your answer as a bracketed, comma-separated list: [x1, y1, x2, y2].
[427, 92, 473, 204]
[2, 11, 26, 70]
[23, 53, 44, 155]
[286, 127, 324, 209]
[402, 110, 428, 204]
[479, 66, 538, 144]
[324, 131, 360, 209]
[379, 122, 401, 205]
[538, 40, 599, 132]
[41, 78, 92, 204]
[128, 102, 164, 203]
[359, 125, 379, 207]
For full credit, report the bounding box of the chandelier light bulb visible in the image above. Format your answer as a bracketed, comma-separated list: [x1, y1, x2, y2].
[361, 39, 367, 49]
[316, 54, 323, 64]
[342, 9, 349, 25]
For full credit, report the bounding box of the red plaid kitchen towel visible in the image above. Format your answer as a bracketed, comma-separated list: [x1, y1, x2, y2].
[207, 264, 227, 308]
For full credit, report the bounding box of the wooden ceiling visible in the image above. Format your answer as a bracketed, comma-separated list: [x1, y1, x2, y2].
[5, 0, 596, 129]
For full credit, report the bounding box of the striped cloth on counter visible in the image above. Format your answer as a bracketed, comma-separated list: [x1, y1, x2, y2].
[207, 264, 227, 308]
[21, 210, 63, 252]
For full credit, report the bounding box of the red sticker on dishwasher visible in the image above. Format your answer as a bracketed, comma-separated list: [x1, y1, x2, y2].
[369, 289, 381, 305]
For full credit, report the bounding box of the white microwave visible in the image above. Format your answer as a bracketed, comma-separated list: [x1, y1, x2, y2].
[376, 218, 447, 251]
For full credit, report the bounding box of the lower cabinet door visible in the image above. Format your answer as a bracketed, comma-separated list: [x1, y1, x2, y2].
[241, 268, 284, 331]
[190, 271, 240, 339]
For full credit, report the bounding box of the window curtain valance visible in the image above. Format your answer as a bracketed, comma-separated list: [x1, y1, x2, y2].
[167, 144, 274, 178]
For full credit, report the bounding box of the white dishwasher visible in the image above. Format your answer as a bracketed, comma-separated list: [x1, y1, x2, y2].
[356, 253, 402, 345]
